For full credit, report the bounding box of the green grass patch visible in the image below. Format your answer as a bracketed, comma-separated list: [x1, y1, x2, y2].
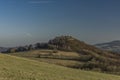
[0, 54, 119, 80]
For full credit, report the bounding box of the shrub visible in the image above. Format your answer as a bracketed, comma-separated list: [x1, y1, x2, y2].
[52, 49, 58, 53]
[79, 55, 93, 62]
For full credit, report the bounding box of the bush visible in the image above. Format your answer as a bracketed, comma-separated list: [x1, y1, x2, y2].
[52, 50, 58, 53]
[81, 61, 98, 70]
[79, 55, 93, 62]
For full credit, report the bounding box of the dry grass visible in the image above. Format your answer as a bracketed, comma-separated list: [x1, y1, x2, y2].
[0, 53, 120, 80]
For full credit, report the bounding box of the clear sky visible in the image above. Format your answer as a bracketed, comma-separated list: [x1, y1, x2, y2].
[0, 0, 120, 47]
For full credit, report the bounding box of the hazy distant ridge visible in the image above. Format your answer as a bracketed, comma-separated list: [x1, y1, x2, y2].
[95, 40, 120, 53]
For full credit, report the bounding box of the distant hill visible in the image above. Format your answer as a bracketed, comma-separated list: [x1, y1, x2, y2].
[48, 36, 100, 52]
[3, 36, 101, 53]
[95, 40, 120, 53]
[0, 47, 8, 53]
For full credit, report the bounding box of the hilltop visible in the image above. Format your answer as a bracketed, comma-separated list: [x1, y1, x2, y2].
[48, 36, 100, 52]
[0, 53, 120, 80]
[2, 36, 100, 53]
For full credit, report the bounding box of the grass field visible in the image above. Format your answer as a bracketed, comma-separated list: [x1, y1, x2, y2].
[0, 53, 120, 80]
[10, 50, 82, 68]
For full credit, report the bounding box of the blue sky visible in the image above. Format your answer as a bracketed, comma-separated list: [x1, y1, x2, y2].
[0, 0, 120, 47]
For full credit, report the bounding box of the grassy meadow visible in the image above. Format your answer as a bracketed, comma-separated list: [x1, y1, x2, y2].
[0, 53, 119, 80]
[10, 50, 82, 68]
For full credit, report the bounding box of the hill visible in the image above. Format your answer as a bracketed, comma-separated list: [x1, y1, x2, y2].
[0, 47, 8, 53]
[48, 36, 100, 52]
[3, 36, 100, 53]
[95, 40, 120, 53]
[10, 49, 120, 75]
[0, 53, 120, 80]
[2, 36, 120, 74]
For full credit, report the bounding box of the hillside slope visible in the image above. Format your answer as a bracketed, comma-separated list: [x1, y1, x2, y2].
[7, 36, 120, 75]
[0, 54, 120, 80]
[48, 36, 99, 52]
[48, 36, 120, 73]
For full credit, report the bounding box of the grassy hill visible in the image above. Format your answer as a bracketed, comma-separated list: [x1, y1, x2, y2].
[0, 54, 120, 80]
[48, 36, 120, 74]
[10, 50, 81, 68]
[10, 48, 120, 75]
[48, 36, 99, 52]
[3, 36, 120, 75]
